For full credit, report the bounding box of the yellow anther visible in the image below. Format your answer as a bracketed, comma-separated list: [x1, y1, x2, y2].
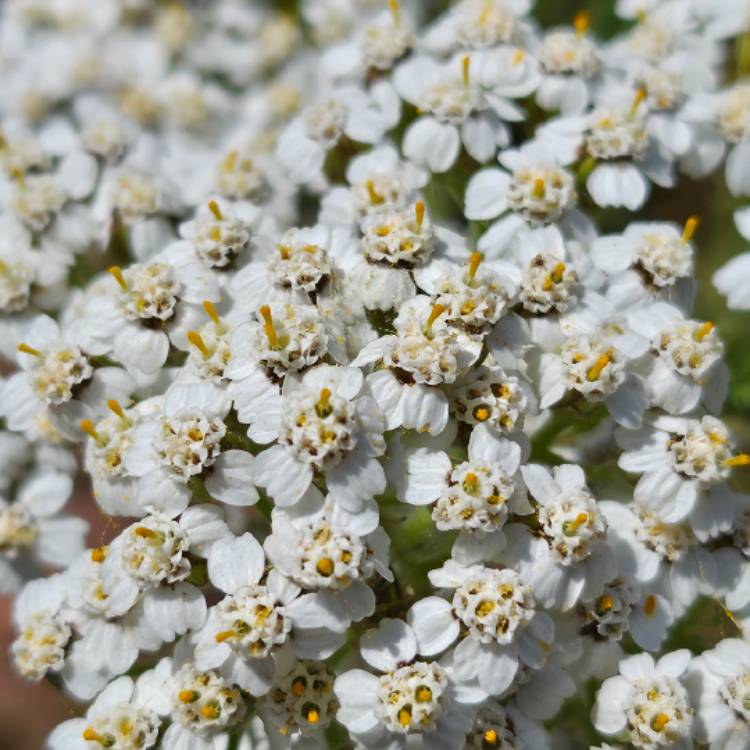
[292, 677, 306, 697]
[484, 728, 499, 745]
[306, 708, 320, 724]
[17, 342, 41, 357]
[512, 48, 525, 64]
[563, 512, 588, 536]
[202, 300, 223, 330]
[693, 321, 714, 341]
[415, 200, 426, 228]
[80, 419, 104, 445]
[425, 302, 445, 334]
[316, 556, 335, 577]
[551, 262, 566, 284]
[187, 330, 211, 359]
[398, 707, 412, 727]
[207, 200, 222, 221]
[108, 265, 127, 291]
[389, 0, 401, 26]
[476, 599, 495, 617]
[644, 594, 657, 616]
[462, 55, 470, 86]
[651, 713, 670, 732]
[90, 546, 108, 563]
[82, 727, 114, 747]
[316, 388, 332, 418]
[598, 595, 614, 613]
[463, 472, 479, 493]
[532, 178, 546, 200]
[467, 251, 482, 280]
[416, 686, 433, 703]
[214, 629, 237, 643]
[473, 405, 491, 422]
[587, 351, 612, 382]
[201, 704, 221, 720]
[366, 179, 384, 205]
[223, 150, 238, 172]
[573, 11, 590, 36]
[259, 304, 280, 349]
[178, 689, 200, 703]
[726, 454, 750, 468]
[107, 399, 126, 420]
[133, 526, 161, 540]
[682, 215, 699, 242]
[629, 88, 647, 118]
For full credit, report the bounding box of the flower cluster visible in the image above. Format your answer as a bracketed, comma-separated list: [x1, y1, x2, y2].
[2, 1, 750, 749]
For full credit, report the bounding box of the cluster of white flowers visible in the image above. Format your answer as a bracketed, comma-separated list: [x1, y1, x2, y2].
[3, 0, 750, 748]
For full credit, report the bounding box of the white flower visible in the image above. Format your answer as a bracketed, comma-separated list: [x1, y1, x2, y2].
[251, 364, 386, 510]
[712, 207, 750, 310]
[688, 638, 750, 750]
[463, 699, 551, 749]
[593, 650, 694, 749]
[408, 560, 554, 696]
[334, 618, 481, 748]
[0, 471, 86, 593]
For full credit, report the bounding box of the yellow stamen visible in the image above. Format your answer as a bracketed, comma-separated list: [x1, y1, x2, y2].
[178, 689, 200, 703]
[682, 215, 699, 242]
[398, 707, 412, 727]
[693, 321, 713, 341]
[484, 728, 499, 745]
[80, 419, 104, 445]
[366, 179, 384, 205]
[202, 300, 222, 329]
[292, 677, 306, 697]
[462, 55, 470, 86]
[316, 388, 332, 418]
[389, 0, 400, 27]
[207, 200, 222, 221]
[107, 399, 126, 420]
[17, 342, 41, 357]
[725, 454, 750, 468]
[651, 713, 669, 732]
[223, 150, 238, 172]
[307, 708, 320, 724]
[133, 526, 160, 540]
[187, 330, 211, 359]
[598, 595, 614, 613]
[316, 557, 335, 577]
[473, 405, 490, 422]
[416, 686, 433, 702]
[573, 11, 590, 36]
[532, 178, 546, 200]
[415, 200, 425, 228]
[551, 262, 566, 284]
[108, 265, 127, 291]
[467, 251, 482, 280]
[201, 704, 220, 720]
[424, 303, 445, 337]
[82, 727, 113, 747]
[587, 352, 612, 382]
[214, 629, 237, 643]
[90, 546, 108, 563]
[563, 512, 588, 536]
[259, 304, 279, 349]
[629, 88, 647, 118]
[463, 472, 479, 493]
[644, 594, 657, 616]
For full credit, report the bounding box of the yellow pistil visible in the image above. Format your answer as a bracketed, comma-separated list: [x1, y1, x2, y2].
[108, 265, 128, 291]
[203, 300, 224, 332]
[306, 707, 320, 724]
[629, 88, 647, 119]
[682, 215, 699, 242]
[398, 707, 412, 727]
[532, 178, 546, 200]
[563, 512, 589, 536]
[208, 199, 222, 221]
[651, 713, 670, 732]
[424, 303, 445, 338]
[484, 728, 499, 745]
[366, 179, 384, 205]
[467, 251, 482, 281]
[201, 703, 221, 720]
[82, 727, 114, 747]
[214, 629, 237, 643]
[415, 200, 426, 228]
[586, 351, 612, 382]
[259, 304, 281, 350]
[644, 594, 657, 616]
[316, 556, 335, 577]
[90, 546, 108, 563]
[573, 10, 590, 36]
[693, 321, 713, 341]
[389, 0, 401, 27]
[462, 55, 470, 86]
[315, 388, 332, 418]
[80, 419, 105, 446]
[187, 330, 211, 359]
[17, 342, 41, 357]
[725, 454, 750, 468]
[178, 689, 200, 703]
